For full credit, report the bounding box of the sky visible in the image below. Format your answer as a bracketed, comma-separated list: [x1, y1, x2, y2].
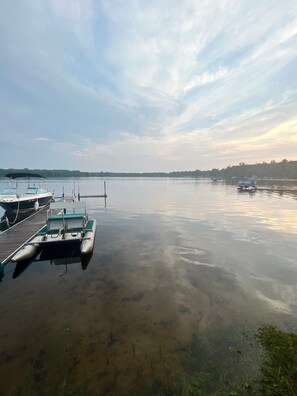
[0, 0, 297, 172]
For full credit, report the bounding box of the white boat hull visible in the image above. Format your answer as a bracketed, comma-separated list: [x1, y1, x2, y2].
[11, 236, 44, 262]
[237, 187, 256, 192]
[80, 220, 97, 255]
[12, 245, 38, 262]
[0, 192, 53, 212]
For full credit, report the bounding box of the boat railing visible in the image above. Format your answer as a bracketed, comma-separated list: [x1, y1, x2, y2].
[49, 201, 87, 214]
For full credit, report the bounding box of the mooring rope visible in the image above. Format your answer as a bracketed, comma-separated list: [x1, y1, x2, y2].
[8, 198, 21, 225]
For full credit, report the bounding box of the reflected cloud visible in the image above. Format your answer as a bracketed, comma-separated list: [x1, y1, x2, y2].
[254, 290, 291, 314]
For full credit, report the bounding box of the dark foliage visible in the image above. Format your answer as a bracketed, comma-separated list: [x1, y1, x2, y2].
[0, 160, 296, 179]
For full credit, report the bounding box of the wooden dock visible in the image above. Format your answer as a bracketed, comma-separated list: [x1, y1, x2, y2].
[0, 207, 48, 265]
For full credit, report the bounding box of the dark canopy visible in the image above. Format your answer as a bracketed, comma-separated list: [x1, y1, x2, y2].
[5, 173, 46, 179]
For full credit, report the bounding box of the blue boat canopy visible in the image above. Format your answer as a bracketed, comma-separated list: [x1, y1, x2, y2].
[238, 180, 256, 187]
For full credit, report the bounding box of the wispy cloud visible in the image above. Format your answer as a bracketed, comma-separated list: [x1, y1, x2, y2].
[0, 0, 296, 170]
[33, 137, 51, 142]
[185, 67, 229, 92]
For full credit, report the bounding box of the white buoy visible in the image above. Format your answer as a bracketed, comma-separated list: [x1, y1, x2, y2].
[34, 200, 39, 211]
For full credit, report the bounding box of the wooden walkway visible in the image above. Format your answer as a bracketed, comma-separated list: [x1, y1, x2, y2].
[0, 208, 48, 265]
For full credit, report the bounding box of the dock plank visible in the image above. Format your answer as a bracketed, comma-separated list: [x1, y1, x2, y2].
[0, 208, 48, 264]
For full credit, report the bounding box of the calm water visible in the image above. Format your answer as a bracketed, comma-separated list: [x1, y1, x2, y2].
[0, 178, 297, 395]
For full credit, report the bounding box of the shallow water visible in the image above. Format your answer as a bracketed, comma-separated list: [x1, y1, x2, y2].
[0, 178, 297, 395]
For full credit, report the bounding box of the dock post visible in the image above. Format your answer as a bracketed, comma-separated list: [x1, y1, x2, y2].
[0, 262, 4, 280]
[104, 181, 107, 197]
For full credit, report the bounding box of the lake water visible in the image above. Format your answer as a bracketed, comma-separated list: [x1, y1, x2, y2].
[0, 178, 297, 395]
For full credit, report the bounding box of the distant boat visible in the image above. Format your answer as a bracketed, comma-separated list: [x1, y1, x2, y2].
[12, 201, 97, 262]
[212, 178, 222, 182]
[0, 173, 54, 214]
[237, 179, 257, 192]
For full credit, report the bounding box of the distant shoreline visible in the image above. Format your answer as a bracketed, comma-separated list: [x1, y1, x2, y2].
[0, 159, 296, 179]
[1, 175, 297, 182]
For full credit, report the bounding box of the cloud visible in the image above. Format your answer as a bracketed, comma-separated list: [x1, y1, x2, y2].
[185, 67, 229, 91]
[33, 137, 51, 142]
[0, 0, 297, 171]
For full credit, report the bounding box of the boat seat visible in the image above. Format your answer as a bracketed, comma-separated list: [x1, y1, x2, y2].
[48, 213, 85, 220]
[47, 213, 87, 231]
[85, 220, 95, 231]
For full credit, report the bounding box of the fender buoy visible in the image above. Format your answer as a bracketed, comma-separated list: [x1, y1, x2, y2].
[34, 201, 39, 211]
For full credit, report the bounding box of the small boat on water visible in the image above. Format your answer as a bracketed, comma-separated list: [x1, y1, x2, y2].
[12, 201, 97, 262]
[0, 173, 54, 216]
[237, 179, 257, 192]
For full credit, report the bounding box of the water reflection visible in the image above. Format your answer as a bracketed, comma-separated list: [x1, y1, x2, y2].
[0, 178, 297, 395]
[12, 258, 36, 279]
[11, 243, 92, 279]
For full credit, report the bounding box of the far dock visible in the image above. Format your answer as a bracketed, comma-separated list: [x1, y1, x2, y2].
[78, 181, 107, 201]
[256, 187, 297, 195]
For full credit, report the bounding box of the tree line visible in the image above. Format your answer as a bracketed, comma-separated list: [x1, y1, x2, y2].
[0, 160, 296, 179]
[208, 159, 297, 179]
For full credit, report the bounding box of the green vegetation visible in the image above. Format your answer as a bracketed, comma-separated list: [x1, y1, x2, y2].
[0, 159, 297, 179]
[256, 325, 297, 395]
[208, 159, 297, 180]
